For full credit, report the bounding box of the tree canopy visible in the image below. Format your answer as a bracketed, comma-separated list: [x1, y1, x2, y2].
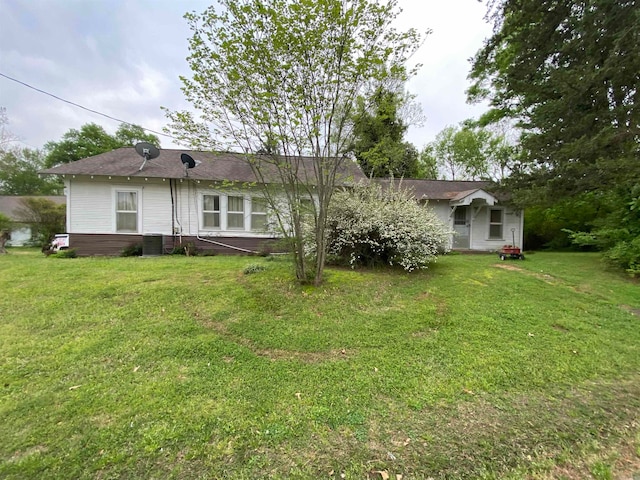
[0, 148, 61, 195]
[469, 0, 640, 273]
[468, 0, 640, 200]
[0, 108, 61, 195]
[421, 122, 514, 181]
[350, 85, 422, 178]
[44, 123, 160, 168]
[166, 0, 423, 285]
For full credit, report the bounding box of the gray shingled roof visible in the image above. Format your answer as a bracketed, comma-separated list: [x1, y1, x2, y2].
[373, 178, 494, 201]
[0, 196, 66, 220]
[40, 148, 367, 185]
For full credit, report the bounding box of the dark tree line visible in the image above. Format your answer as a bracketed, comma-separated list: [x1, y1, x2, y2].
[468, 0, 640, 273]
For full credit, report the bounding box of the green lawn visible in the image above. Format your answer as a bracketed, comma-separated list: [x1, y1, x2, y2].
[1, 250, 638, 479]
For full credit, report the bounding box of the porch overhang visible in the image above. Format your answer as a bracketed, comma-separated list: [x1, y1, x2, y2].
[449, 189, 497, 207]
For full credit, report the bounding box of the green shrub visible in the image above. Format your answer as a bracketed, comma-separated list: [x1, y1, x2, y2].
[121, 243, 143, 257]
[603, 237, 640, 277]
[53, 249, 77, 259]
[565, 185, 640, 277]
[321, 182, 452, 271]
[14, 197, 66, 248]
[171, 242, 199, 256]
[243, 263, 266, 275]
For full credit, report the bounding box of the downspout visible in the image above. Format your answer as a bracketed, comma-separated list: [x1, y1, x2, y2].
[449, 204, 456, 251]
[520, 207, 525, 250]
[65, 177, 71, 233]
[169, 179, 176, 249]
[468, 206, 472, 250]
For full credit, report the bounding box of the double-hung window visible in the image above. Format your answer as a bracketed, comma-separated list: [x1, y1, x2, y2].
[227, 195, 245, 229]
[251, 197, 268, 231]
[488, 208, 503, 239]
[203, 195, 220, 228]
[116, 191, 138, 232]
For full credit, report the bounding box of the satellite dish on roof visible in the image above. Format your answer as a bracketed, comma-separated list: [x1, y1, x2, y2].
[135, 142, 160, 171]
[180, 153, 200, 177]
[181, 153, 196, 169]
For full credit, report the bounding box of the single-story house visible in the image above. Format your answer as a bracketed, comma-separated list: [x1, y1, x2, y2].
[40, 148, 366, 256]
[40, 148, 523, 256]
[0, 195, 66, 246]
[375, 179, 524, 252]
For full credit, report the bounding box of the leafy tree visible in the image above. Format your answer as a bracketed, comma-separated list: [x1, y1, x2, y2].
[44, 123, 160, 168]
[350, 85, 422, 177]
[565, 187, 640, 276]
[165, 0, 423, 285]
[468, 0, 639, 267]
[422, 124, 510, 180]
[0, 108, 61, 195]
[417, 147, 438, 179]
[0, 148, 62, 195]
[468, 0, 639, 199]
[14, 197, 66, 247]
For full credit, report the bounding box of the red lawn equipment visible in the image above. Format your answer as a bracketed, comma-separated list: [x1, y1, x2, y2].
[499, 228, 525, 260]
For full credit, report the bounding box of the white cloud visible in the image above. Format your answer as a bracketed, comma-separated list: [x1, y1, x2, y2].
[0, 0, 492, 152]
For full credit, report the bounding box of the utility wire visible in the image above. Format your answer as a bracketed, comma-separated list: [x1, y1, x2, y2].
[0, 71, 182, 142]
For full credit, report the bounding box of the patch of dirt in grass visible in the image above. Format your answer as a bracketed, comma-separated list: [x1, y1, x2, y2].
[201, 320, 353, 363]
[361, 375, 640, 479]
[411, 329, 438, 338]
[7, 445, 48, 463]
[90, 413, 114, 428]
[539, 435, 640, 480]
[255, 347, 353, 363]
[494, 263, 524, 272]
[414, 291, 448, 317]
[494, 263, 558, 284]
[621, 305, 640, 317]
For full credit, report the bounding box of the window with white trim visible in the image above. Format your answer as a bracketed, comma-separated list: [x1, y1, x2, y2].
[489, 208, 503, 239]
[227, 195, 245, 229]
[116, 191, 138, 232]
[202, 195, 220, 228]
[251, 197, 268, 231]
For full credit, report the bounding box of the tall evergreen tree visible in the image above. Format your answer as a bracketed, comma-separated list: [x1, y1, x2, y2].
[469, 0, 640, 272]
[469, 0, 639, 200]
[351, 86, 421, 178]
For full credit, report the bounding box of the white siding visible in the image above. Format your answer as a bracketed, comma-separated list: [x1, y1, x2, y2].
[6, 226, 32, 246]
[141, 181, 172, 234]
[68, 179, 113, 233]
[428, 200, 451, 226]
[68, 177, 174, 235]
[422, 200, 523, 251]
[469, 206, 523, 251]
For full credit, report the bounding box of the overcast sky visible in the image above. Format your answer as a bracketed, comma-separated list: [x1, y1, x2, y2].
[0, 0, 492, 152]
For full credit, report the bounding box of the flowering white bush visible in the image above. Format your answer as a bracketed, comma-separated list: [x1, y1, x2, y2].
[322, 182, 452, 271]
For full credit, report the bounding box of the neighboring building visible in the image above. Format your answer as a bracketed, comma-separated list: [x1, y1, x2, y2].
[0, 196, 66, 246]
[40, 148, 366, 256]
[375, 179, 524, 252]
[40, 148, 523, 256]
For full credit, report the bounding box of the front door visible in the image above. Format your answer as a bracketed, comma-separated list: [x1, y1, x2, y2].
[452, 206, 470, 249]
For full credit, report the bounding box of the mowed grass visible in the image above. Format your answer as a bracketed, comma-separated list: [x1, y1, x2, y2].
[0, 250, 638, 479]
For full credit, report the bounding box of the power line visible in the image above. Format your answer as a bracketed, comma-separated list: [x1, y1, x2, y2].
[0, 71, 182, 142]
